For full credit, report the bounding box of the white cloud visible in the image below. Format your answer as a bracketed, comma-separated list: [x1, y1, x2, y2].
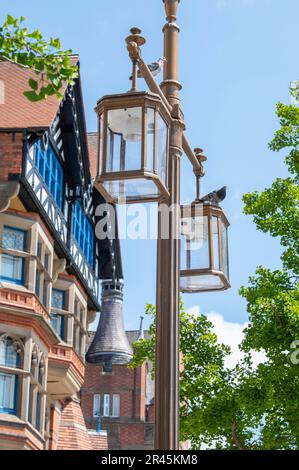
[187, 306, 266, 369]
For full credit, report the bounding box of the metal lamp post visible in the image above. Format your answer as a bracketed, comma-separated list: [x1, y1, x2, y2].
[94, 0, 230, 450]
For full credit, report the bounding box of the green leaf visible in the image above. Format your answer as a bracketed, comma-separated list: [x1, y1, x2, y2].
[28, 78, 38, 91]
[23, 90, 42, 102]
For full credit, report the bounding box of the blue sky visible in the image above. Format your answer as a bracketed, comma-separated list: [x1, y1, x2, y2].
[3, 0, 296, 331]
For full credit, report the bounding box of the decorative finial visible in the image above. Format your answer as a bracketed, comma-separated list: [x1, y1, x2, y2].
[125, 27, 146, 48]
[163, 0, 181, 23]
[126, 27, 146, 92]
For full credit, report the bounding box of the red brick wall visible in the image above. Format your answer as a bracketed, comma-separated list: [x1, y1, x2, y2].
[81, 361, 154, 450]
[0, 132, 24, 180]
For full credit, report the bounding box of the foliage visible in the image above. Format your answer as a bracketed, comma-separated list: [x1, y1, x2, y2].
[130, 95, 299, 450]
[0, 14, 78, 101]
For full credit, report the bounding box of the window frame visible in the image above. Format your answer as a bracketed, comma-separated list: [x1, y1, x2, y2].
[112, 394, 120, 418]
[103, 394, 110, 417]
[0, 335, 23, 416]
[0, 372, 19, 415]
[35, 140, 64, 210]
[0, 226, 27, 285]
[51, 288, 66, 340]
[71, 201, 95, 268]
[93, 394, 101, 418]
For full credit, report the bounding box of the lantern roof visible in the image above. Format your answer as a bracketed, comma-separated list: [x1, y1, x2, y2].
[95, 90, 172, 122]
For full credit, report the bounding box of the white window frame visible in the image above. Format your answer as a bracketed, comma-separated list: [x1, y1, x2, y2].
[93, 394, 101, 417]
[103, 394, 110, 417]
[112, 394, 120, 418]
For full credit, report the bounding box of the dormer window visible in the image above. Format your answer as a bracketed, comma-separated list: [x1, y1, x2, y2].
[35, 140, 64, 209]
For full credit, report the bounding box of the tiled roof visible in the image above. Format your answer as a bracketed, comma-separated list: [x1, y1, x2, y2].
[0, 58, 78, 130]
[86, 330, 149, 349]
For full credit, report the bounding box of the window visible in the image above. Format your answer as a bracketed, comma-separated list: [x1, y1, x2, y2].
[35, 270, 40, 297]
[28, 346, 47, 434]
[51, 289, 65, 339]
[37, 242, 42, 260]
[42, 279, 48, 307]
[0, 337, 21, 368]
[103, 394, 110, 417]
[72, 201, 95, 267]
[93, 394, 101, 417]
[35, 140, 64, 209]
[112, 394, 120, 418]
[35, 391, 42, 431]
[0, 336, 23, 416]
[73, 297, 86, 358]
[44, 253, 50, 272]
[0, 373, 18, 415]
[0, 227, 26, 285]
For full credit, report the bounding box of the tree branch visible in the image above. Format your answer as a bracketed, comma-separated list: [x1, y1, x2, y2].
[231, 421, 247, 450]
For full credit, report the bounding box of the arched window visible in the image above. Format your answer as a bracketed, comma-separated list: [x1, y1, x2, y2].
[0, 336, 22, 368]
[0, 335, 23, 415]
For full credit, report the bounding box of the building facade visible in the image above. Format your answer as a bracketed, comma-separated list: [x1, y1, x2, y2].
[82, 328, 154, 450]
[0, 59, 121, 450]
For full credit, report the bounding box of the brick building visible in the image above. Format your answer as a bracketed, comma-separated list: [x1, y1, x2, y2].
[0, 58, 122, 450]
[82, 324, 155, 450]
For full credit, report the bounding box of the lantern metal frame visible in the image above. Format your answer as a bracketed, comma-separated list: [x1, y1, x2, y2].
[94, 91, 172, 204]
[180, 200, 230, 294]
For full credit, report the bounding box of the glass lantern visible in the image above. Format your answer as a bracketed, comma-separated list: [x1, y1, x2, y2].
[180, 202, 230, 293]
[95, 91, 171, 204]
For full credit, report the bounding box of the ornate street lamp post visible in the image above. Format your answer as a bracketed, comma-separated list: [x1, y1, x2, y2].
[93, 0, 230, 450]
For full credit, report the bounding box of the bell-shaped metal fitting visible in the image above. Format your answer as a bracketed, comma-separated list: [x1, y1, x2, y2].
[86, 280, 133, 372]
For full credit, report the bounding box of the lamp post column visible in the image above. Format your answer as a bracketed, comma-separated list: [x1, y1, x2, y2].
[155, 0, 183, 450]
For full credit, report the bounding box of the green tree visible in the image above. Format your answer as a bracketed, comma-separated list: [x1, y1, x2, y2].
[130, 95, 299, 450]
[0, 14, 78, 101]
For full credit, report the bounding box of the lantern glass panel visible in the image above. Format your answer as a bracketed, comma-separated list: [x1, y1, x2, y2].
[181, 215, 209, 270]
[221, 222, 229, 278]
[106, 107, 142, 172]
[181, 274, 225, 292]
[146, 108, 155, 172]
[103, 179, 160, 201]
[212, 216, 220, 270]
[157, 114, 168, 185]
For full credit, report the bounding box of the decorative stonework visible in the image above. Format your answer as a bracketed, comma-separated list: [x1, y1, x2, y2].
[0, 181, 20, 213]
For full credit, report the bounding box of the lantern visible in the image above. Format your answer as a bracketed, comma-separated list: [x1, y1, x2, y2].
[180, 201, 230, 293]
[94, 91, 171, 204]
